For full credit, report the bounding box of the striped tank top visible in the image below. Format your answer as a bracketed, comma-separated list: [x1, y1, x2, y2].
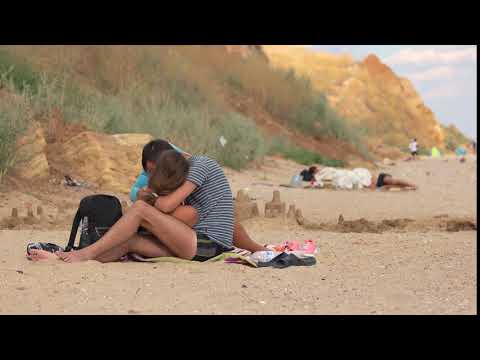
[185, 155, 234, 248]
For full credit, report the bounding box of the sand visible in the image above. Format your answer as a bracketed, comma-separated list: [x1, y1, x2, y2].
[0, 155, 476, 314]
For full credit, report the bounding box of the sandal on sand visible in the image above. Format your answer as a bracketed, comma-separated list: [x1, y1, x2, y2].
[27, 242, 64, 255]
[256, 252, 289, 268]
[272, 253, 317, 269]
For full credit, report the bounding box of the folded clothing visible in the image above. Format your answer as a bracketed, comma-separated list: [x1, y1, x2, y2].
[270, 240, 317, 254]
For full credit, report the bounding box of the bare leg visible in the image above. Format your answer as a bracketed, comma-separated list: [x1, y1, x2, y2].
[130, 203, 197, 227]
[128, 235, 174, 257]
[170, 205, 198, 228]
[233, 222, 265, 252]
[28, 207, 189, 263]
[57, 201, 197, 263]
[150, 207, 263, 252]
[95, 234, 174, 263]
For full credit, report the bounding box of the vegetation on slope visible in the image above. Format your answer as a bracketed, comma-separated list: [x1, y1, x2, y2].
[0, 45, 364, 180]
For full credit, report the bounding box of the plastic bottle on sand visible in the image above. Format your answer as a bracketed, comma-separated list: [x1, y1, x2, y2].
[250, 251, 277, 263]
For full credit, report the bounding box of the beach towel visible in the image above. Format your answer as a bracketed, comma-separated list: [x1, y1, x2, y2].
[317, 167, 372, 190]
[127, 248, 258, 267]
[352, 168, 372, 188]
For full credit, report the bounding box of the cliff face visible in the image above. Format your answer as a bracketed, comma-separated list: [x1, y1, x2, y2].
[263, 46, 449, 151]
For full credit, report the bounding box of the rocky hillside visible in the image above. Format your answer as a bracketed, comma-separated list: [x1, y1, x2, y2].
[263, 45, 465, 153]
[9, 119, 151, 194]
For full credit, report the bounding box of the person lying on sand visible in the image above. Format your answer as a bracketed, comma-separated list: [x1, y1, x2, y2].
[300, 166, 319, 183]
[299, 166, 320, 188]
[131, 139, 265, 253]
[32, 150, 238, 263]
[369, 172, 417, 191]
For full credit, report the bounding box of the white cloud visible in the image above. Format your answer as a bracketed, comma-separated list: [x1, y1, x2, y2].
[385, 46, 476, 65]
[409, 66, 456, 82]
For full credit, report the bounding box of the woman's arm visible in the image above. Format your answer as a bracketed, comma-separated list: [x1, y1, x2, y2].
[153, 180, 197, 213]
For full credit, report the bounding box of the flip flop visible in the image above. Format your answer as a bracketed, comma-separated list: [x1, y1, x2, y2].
[271, 253, 316, 269]
[27, 242, 64, 255]
[256, 252, 289, 268]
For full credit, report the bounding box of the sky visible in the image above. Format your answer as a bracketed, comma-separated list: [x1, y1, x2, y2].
[305, 45, 477, 140]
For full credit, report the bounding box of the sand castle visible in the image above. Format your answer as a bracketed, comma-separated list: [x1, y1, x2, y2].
[234, 190, 260, 222]
[264, 190, 286, 218]
[287, 205, 296, 220]
[0, 205, 46, 229]
[235, 189, 304, 224]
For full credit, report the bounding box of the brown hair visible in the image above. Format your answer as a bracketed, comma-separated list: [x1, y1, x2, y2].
[148, 150, 190, 195]
[141, 139, 174, 172]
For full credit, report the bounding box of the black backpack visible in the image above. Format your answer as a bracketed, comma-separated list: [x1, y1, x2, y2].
[66, 194, 123, 252]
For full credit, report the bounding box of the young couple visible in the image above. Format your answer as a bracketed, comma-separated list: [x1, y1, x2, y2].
[28, 139, 266, 263]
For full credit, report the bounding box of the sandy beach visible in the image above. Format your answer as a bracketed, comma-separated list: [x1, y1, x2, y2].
[0, 156, 476, 314]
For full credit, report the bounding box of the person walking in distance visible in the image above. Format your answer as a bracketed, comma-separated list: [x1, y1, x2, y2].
[409, 138, 418, 160]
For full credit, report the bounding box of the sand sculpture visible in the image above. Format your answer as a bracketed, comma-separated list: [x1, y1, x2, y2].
[235, 190, 260, 222]
[265, 190, 286, 218]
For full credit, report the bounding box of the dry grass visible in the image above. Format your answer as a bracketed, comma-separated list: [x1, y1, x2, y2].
[0, 45, 371, 178]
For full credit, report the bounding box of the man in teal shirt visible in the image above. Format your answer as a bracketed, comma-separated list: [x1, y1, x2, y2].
[130, 141, 190, 202]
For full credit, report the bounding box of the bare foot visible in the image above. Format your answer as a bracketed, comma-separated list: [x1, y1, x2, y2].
[27, 249, 59, 261]
[57, 249, 93, 263]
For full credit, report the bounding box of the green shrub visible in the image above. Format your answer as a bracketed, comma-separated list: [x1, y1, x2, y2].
[0, 50, 40, 92]
[214, 112, 267, 169]
[293, 94, 357, 143]
[0, 83, 31, 180]
[267, 137, 344, 167]
[225, 74, 244, 92]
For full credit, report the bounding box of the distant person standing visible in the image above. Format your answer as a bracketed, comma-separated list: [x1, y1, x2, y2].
[471, 140, 477, 154]
[409, 138, 418, 159]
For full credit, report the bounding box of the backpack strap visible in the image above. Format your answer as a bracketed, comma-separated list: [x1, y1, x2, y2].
[65, 209, 82, 252]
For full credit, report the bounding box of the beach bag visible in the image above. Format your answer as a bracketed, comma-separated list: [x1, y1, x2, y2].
[65, 194, 123, 251]
[290, 174, 303, 188]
